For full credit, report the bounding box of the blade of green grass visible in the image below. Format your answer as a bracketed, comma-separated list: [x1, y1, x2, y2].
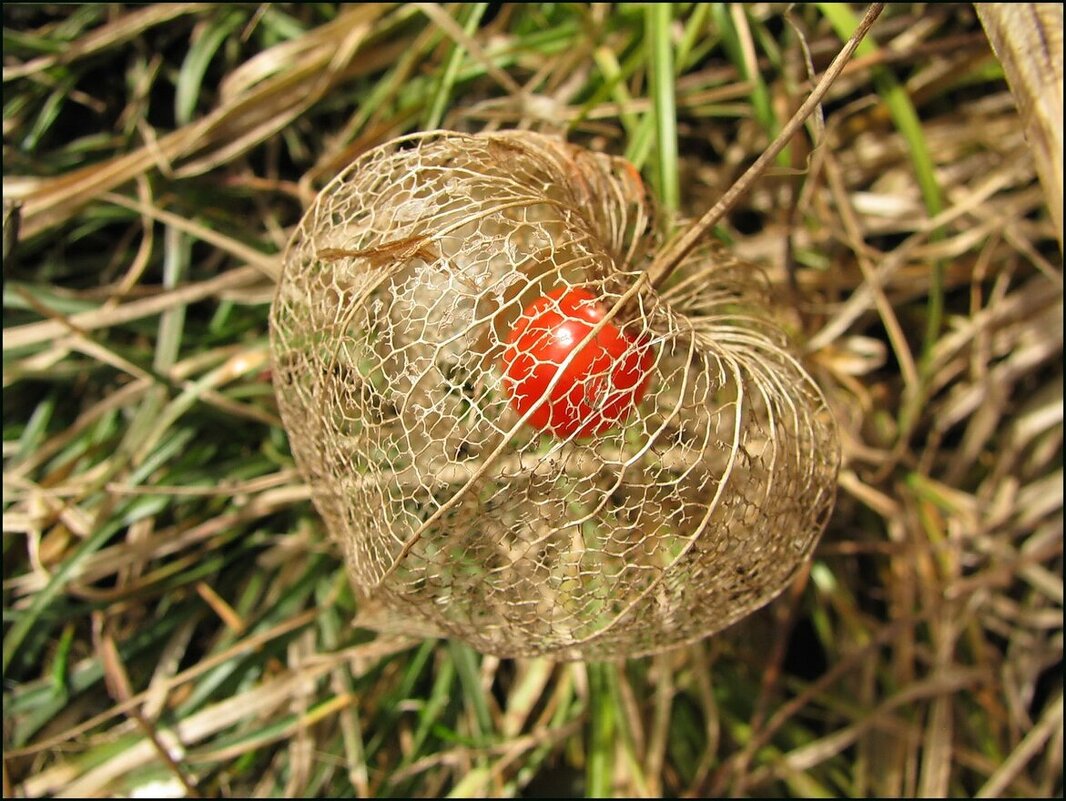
[676, 3, 713, 73]
[257, 5, 310, 43]
[340, 23, 445, 145]
[423, 3, 489, 131]
[591, 43, 639, 133]
[711, 4, 782, 158]
[153, 226, 191, 373]
[408, 652, 457, 760]
[174, 553, 333, 716]
[175, 9, 246, 126]
[48, 621, 76, 699]
[317, 578, 370, 796]
[14, 389, 57, 461]
[585, 661, 616, 798]
[19, 73, 76, 152]
[648, 3, 680, 212]
[447, 639, 493, 740]
[3, 514, 124, 673]
[363, 639, 437, 759]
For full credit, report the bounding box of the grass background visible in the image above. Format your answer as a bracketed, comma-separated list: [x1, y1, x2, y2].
[3, 3, 1062, 797]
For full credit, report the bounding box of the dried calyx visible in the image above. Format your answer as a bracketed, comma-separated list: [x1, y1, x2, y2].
[270, 130, 839, 660]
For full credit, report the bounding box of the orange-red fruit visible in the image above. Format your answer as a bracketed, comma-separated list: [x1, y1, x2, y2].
[501, 287, 653, 438]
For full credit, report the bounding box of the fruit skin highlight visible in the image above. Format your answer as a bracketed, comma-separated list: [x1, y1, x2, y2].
[500, 287, 654, 438]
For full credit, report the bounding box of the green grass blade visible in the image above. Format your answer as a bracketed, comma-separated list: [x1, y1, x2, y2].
[648, 3, 680, 212]
[409, 652, 456, 757]
[593, 45, 640, 138]
[154, 226, 192, 373]
[3, 516, 125, 673]
[447, 639, 493, 740]
[676, 3, 712, 72]
[20, 75, 75, 152]
[423, 3, 489, 131]
[175, 9, 246, 126]
[711, 4, 780, 150]
[586, 662, 616, 798]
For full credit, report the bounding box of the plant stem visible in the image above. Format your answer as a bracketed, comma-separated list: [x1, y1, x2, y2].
[647, 2, 885, 291]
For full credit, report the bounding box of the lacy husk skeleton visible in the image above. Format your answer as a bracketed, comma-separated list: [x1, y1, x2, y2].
[270, 130, 839, 660]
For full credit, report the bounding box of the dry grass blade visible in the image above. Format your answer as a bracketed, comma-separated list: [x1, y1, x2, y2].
[1, 4, 204, 82]
[7, 5, 401, 240]
[978, 692, 1064, 797]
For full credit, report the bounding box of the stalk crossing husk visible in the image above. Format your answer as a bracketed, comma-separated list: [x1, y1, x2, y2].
[271, 130, 839, 659]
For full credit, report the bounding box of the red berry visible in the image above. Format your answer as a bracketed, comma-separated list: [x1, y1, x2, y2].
[500, 287, 653, 438]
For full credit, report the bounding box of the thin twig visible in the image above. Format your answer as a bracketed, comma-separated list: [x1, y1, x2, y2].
[93, 612, 202, 798]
